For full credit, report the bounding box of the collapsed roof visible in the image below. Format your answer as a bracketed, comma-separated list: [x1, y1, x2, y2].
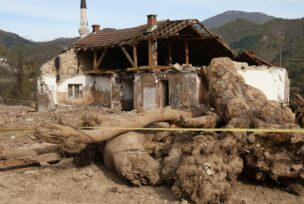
[73, 18, 272, 67]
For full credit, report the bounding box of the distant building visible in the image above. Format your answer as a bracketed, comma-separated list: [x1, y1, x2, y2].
[37, 1, 290, 112]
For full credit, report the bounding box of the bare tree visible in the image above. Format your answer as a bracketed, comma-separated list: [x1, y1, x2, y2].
[7, 44, 29, 100]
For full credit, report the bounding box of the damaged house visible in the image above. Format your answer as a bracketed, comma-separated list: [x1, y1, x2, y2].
[37, 4, 290, 112]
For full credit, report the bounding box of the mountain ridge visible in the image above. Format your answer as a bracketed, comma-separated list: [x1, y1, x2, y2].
[203, 10, 275, 28]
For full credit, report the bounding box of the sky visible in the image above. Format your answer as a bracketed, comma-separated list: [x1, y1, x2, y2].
[0, 0, 303, 42]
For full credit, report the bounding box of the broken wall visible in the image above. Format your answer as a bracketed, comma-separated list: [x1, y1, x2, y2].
[235, 62, 290, 103]
[134, 74, 163, 109]
[121, 78, 134, 111]
[167, 72, 201, 110]
[134, 72, 201, 111]
[38, 48, 118, 110]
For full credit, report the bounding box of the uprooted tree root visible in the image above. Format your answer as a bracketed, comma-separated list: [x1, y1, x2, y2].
[34, 57, 304, 203]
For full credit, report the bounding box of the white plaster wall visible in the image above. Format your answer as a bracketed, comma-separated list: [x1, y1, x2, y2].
[122, 80, 134, 100]
[95, 77, 111, 92]
[143, 87, 157, 109]
[40, 75, 112, 105]
[40, 76, 58, 104]
[237, 68, 289, 103]
[57, 76, 111, 93]
[57, 75, 94, 93]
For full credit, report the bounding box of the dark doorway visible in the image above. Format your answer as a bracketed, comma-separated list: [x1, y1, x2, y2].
[121, 78, 134, 111]
[162, 80, 169, 107]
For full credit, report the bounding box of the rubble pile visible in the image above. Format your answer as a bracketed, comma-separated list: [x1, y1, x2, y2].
[32, 57, 304, 203]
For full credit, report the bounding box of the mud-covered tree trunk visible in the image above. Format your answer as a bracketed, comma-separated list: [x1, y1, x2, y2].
[35, 108, 192, 149]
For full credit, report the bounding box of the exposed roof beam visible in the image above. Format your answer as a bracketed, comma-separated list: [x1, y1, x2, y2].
[121, 46, 135, 67]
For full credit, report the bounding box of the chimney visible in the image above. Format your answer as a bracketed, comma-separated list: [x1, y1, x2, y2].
[92, 24, 101, 33]
[147, 14, 157, 32]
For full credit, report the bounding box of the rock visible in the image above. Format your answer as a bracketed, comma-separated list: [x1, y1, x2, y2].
[84, 169, 94, 177]
[180, 199, 188, 204]
[53, 158, 75, 169]
[39, 161, 51, 167]
[72, 174, 87, 182]
[23, 170, 40, 178]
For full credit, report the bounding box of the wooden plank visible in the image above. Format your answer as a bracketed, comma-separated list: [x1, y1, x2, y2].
[168, 46, 172, 65]
[165, 36, 219, 42]
[133, 45, 138, 67]
[85, 70, 115, 75]
[121, 46, 135, 67]
[148, 40, 158, 67]
[185, 40, 189, 65]
[127, 65, 174, 72]
[95, 48, 108, 70]
[148, 40, 153, 66]
[195, 20, 213, 35]
[93, 50, 97, 71]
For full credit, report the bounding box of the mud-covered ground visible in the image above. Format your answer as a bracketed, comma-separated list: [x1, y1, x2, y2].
[0, 105, 303, 204]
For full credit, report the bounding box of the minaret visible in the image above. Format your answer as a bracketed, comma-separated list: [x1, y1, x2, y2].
[79, 0, 89, 38]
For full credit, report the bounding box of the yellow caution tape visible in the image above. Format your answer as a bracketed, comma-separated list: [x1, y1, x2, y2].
[1, 127, 304, 133]
[0, 128, 35, 133]
[77, 127, 304, 133]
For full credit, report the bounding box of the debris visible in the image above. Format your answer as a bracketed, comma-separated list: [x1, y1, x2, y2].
[3, 57, 303, 203]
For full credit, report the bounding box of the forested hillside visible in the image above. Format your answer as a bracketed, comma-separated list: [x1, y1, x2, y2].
[0, 32, 76, 102]
[214, 18, 304, 93]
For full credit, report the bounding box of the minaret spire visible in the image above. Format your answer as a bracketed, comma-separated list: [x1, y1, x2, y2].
[79, 0, 89, 38]
[81, 0, 87, 9]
